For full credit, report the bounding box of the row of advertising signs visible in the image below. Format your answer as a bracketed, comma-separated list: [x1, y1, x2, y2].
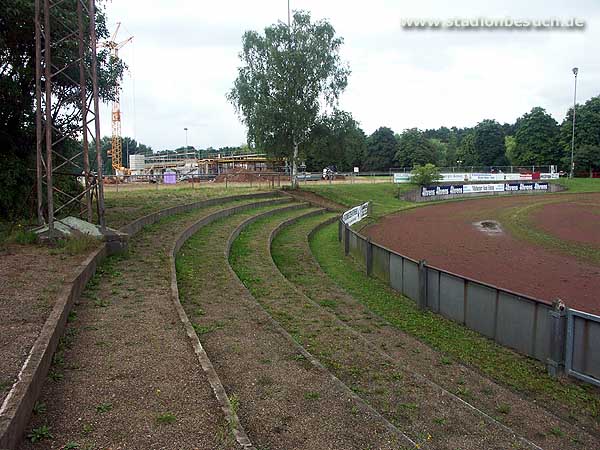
[393, 172, 559, 184]
[421, 182, 550, 197]
[342, 201, 370, 226]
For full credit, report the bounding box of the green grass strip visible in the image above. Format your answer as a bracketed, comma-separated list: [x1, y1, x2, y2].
[309, 221, 600, 422]
[500, 201, 600, 265]
[554, 178, 600, 193]
[104, 185, 271, 229]
[301, 183, 416, 218]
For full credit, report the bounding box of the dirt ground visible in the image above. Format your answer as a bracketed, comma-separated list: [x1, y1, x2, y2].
[0, 244, 91, 405]
[363, 193, 600, 314]
[16, 202, 260, 449]
[532, 200, 600, 246]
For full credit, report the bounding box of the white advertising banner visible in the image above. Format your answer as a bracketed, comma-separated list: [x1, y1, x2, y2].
[393, 171, 558, 184]
[393, 173, 412, 183]
[462, 183, 506, 193]
[342, 202, 370, 226]
[421, 182, 550, 197]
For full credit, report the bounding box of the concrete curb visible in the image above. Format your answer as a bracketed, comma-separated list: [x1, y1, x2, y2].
[0, 191, 280, 450]
[0, 246, 106, 450]
[225, 207, 417, 448]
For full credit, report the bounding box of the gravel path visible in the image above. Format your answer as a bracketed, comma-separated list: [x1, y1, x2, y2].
[17, 197, 277, 450]
[230, 208, 549, 450]
[177, 204, 409, 450]
[271, 213, 600, 450]
[0, 244, 93, 406]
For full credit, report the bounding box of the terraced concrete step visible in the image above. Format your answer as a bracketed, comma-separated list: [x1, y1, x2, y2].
[177, 204, 412, 450]
[17, 196, 284, 450]
[230, 209, 542, 450]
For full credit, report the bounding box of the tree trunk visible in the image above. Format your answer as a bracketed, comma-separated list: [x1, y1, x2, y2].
[291, 141, 298, 189]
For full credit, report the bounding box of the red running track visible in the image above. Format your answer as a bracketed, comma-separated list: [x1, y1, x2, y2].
[363, 193, 600, 314]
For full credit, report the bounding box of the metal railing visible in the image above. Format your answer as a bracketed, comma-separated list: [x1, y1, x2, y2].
[565, 309, 600, 387]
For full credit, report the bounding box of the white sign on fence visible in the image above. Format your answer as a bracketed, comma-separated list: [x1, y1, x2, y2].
[393, 171, 559, 184]
[421, 182, 550, 197]
[342, 202, 369, 226]
[393, 173, 412, 183]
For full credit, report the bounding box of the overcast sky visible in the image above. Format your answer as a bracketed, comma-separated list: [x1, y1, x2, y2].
[100, 0, 600, 151]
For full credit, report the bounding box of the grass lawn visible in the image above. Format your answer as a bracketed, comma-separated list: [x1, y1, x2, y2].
[554, 178, 600, 193]
[301, 182, 416, 218]
[104, 184, 270, 229]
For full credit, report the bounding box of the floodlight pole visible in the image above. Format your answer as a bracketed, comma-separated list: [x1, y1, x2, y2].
[570, 67, 578, 179]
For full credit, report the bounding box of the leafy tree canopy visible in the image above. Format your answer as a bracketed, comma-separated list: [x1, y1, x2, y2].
[411, 163, 441, 186]
[473, 119, 506, 166]
[395, 128, 440, 167]
[513, 107, 560, 166]
[228, 10, 350, 185]
[1, 0, 123, 219]
[364, 126, 397, 171]
[304, 109, 366, 172]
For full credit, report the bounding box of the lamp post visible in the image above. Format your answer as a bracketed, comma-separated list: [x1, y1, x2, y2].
[570, 67, 578, 179]
[184, 127, 188, 151]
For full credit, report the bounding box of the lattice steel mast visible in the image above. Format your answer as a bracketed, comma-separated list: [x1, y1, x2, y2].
[35, 0, 106, 233]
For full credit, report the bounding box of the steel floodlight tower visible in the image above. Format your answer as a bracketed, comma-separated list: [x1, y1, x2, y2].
[101, 23, 133, 174]
[35, 0, 106, 233]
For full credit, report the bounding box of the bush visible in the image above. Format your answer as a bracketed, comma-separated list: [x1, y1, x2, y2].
[411, 164, 441, 186]
[13, 228, 37, 245]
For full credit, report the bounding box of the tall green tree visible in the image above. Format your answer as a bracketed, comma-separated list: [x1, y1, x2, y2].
[561, 144, 600, 175]
[228, 10, 350, 187]
[473, 119, 507, 166]
[364, 127, 397, 171]
[456, 132, 479, 167]
[429, 139, 447, 166]
[505, 135, 517, 165]
[395, 128, 439, 167]
[512, 107, 560, 166]
[0, 0, 122, 219]
[445, 130, 461, 167]
[304, 110, 366, 171]
[559, 95, 600, 173]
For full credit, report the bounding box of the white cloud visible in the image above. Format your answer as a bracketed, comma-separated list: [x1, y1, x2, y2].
[100, 0, 600, 150]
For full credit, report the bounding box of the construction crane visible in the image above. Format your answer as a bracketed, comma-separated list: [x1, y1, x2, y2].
[100, 23, 133, 174]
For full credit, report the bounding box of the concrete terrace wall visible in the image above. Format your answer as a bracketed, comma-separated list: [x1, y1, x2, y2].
[0, 191, 283, 450]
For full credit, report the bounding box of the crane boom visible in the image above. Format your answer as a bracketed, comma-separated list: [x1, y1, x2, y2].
[100, 23, 133, 174]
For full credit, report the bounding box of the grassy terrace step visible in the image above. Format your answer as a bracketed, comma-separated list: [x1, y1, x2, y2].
[177, 204, 406, 450]
[230, 211, 537, 450]
[272, 213, 600, 450]
[18, 195, 281, 450]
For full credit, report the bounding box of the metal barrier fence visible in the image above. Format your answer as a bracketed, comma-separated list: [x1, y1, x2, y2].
[338, 204, 600, 387]
[566, 309, 600, 386]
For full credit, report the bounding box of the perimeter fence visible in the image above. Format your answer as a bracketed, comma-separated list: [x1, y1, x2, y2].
[338, 202, 600, 386]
